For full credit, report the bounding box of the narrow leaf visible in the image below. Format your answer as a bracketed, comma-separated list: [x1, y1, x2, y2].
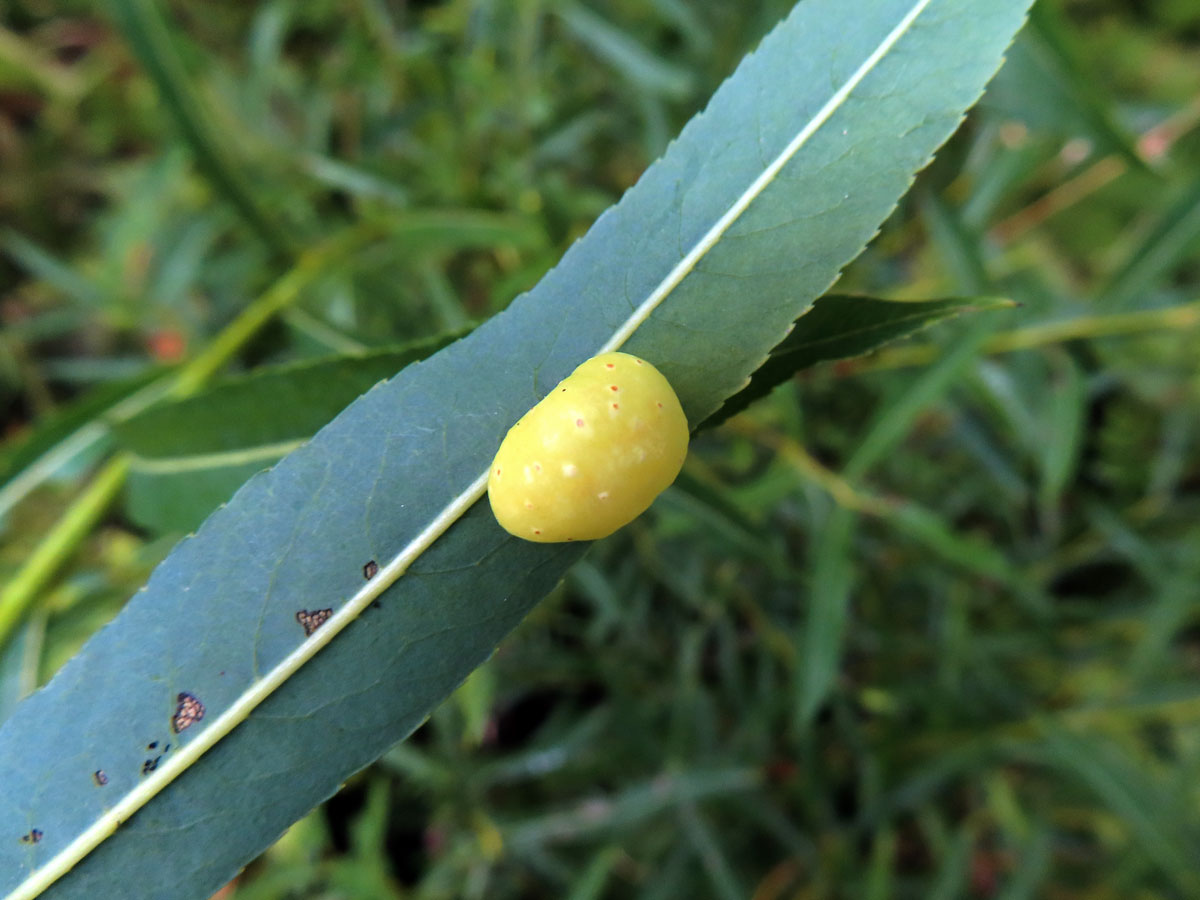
[105, 0, 295, 259]
[114, 339, 460, 534]
[845, 313, 1005, 481]
[1098, 176, 1200, 311]
[707, 294, 1014, 427]
[1036, 353, 1086, 517]
[558, 4, 695, 100]
[796, 506, 857, 726]
[0, 231, 104, 309]
[1039, 727, 1200, 894]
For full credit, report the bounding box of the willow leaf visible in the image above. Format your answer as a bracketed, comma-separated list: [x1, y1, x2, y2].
[114, 338, 462, 535]
[0, 1, 1033, 897]
[706, 294, 1015, 427]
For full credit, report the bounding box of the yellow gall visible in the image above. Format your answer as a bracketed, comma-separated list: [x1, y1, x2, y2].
[488, 352, 688, 542]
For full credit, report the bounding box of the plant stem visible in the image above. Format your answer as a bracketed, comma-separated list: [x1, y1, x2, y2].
[0, 455, 130, 650]
[849, 299, 1200, 373]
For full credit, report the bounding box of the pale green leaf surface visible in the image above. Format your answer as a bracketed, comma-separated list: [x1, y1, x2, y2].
[0, 1, 1033, 897]
[115, 340, 459, 534]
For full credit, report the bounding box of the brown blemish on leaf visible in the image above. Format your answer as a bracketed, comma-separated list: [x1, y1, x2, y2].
[172, 692, 205, 733]
[93, 770, 108, 786]
[363, 560, 379, 580]
[296, 608, 333, 637]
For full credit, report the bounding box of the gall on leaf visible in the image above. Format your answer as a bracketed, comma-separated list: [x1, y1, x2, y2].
[487, 353, 688, 543]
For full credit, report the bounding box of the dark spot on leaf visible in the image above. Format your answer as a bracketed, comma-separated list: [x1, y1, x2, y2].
[172, 692, 205, 733]
[296, 608, 333, 636]
[141, 756, 161, 775]
[20, 829, 42, 844]
[93, 770, 108, 786]
[371, 600, 382, 610]
[147, 742, 157, 750]
[363, 560, 379, 580]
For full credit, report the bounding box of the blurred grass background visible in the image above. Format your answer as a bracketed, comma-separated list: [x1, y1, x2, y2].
[2, 0, 1200, 897]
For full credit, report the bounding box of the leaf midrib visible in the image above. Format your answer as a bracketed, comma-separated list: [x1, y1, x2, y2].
[129, 440, 305, 473]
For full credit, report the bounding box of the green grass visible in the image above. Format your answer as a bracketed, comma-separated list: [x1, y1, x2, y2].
[2, 0, 1200, 897]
